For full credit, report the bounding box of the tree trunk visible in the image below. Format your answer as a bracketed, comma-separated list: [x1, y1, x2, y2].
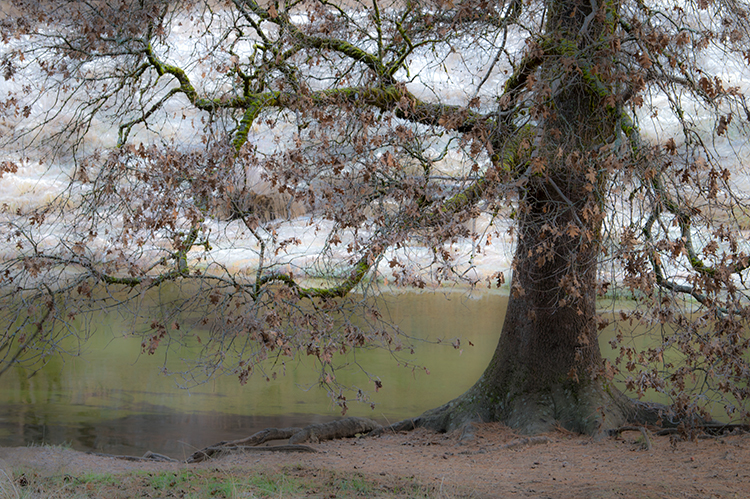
[405, 0, 636, 435]
[413, 165, 633, 433]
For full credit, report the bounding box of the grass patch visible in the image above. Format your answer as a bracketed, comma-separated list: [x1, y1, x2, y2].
[0, 470, 20, 499]
[0, 465, 447, 498]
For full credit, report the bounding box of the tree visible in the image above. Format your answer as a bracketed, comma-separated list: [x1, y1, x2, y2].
[1, 0, 749, 434]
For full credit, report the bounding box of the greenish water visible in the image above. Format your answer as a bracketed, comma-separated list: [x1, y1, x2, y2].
[2, 289, 734, 459]
[0, 290, 507, 458]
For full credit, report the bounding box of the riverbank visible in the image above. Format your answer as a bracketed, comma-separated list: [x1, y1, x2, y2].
[2, 423, 748, 498]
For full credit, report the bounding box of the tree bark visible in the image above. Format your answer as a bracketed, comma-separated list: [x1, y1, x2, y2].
[398, 0, 636, 435]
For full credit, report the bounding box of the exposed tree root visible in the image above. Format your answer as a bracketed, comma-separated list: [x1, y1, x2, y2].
[369, 386, 725, 442]
[610, 426, 653, 451]
[87, 451, 179, 463]
[102, 399, 744, 465]
[372, 383, 637, 437]
[288, 417, 381, 444]
[186, 417, 381, 463]
[187, 444, 317, 462]
[607, 422, 748, 449]
[222, 427, 303, 447]
[652, 424, 750, 437]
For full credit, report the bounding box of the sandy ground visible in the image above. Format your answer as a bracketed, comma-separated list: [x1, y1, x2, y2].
[1, 424, 749, 498]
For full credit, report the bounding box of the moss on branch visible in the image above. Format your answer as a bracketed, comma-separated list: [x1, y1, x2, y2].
[439, 124, 533, 216]
[258, 253, 374, 300]
[134, 44, 494, 150]
[65, 227, 205, 289]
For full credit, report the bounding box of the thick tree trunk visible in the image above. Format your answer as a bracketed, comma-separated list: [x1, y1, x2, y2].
[400, 0, 637, 435]
[411, 171, 633, 433]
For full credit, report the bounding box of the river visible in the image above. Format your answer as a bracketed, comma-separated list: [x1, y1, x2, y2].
[0, 290, 509, 458]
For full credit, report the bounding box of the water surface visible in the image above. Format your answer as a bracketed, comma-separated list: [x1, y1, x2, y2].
[0, 290, 507, 458]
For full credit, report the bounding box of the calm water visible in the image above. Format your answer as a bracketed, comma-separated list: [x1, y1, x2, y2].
[1, 289, 737, 458]
[0, 290, 508, 458]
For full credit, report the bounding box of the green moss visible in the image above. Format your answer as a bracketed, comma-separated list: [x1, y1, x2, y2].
[233, 105, 261, 151]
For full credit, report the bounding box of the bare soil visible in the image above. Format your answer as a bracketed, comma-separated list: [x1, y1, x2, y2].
[2, 424, 749, 498]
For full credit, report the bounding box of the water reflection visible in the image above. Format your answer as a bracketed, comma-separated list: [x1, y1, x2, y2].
[3, 402, 342, 458]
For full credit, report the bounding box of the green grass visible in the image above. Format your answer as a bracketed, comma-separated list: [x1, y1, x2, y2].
[0, 465, 444, 498]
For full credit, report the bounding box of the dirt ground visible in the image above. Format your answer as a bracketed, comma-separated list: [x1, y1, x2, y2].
[1, 424, 749, 498]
